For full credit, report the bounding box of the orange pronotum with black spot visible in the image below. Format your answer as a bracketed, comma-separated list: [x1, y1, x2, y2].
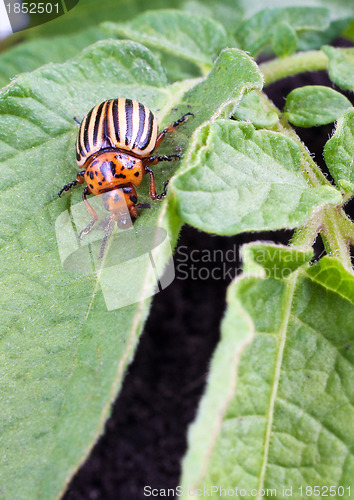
[58, 97, 193, 257]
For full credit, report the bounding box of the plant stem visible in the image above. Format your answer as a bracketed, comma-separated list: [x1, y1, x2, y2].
[320, 206, 353, 270]
[257, 53, 354, 269]
[290, 209, 323, 248]
[260, 50, 329, 86]
[291, 205, 354, 270]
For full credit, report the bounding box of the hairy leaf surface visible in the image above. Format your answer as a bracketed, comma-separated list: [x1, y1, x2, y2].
[323, 45, 354, 92]
[103, 10, 228, 72]
[0, 27, 107, 89]
[236, 6, 330, 56]
[171, 120, 341, 235]
[0, 42, 263, 499]
[284, 85, 352, 127]
[324, 109, 354, 192]
[182, 245, 354, 498]
[234, 90, 279, 129]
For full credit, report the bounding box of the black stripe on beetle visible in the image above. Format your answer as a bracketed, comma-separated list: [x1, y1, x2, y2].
[125, 99, 134, 146]
[140, 111, 154, 150]
[77, 122, 86, 159]
[134, 102, 146, 149]
[93, 101, 105, 147]
[83, 108, 94, 154]
[112, 99, 120, 144]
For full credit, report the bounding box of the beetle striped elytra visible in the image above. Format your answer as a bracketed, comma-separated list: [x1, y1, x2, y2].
[75, 98, 159, 167]
[58, 98, 193, 258]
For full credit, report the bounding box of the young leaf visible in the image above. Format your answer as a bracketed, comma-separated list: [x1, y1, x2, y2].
[296, 18, 351, 53]
[171, 120, 341, 235]
[102, 10, 228, 72]
[236, 6, 330, 56]
[233, 90, 279, 129]
[284, 85, 352, 128]
[272, 21, 297, 58]
[324, 109, 354, 192]
[0, 42, 263, 499]
[322, 45, 354, 92]
[0, 27, 107, 89]
[181, 245, 354, 495]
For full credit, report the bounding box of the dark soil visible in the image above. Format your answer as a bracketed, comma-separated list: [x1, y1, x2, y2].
[64, 42, 354, 500]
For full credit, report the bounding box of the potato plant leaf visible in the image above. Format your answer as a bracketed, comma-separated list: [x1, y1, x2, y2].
[322, 45, 354, 92]
[233, 90, 279, 129]
[235, 6, 330, 56]
[25, 0, 183, 36]
[284, 85, 352, 128]
[272, 21, 298, 58]
[182, 0, 244, 34]
[324, 108, 354, 192]
[0, 40, 263, 499]
[171, 120, 341, 235]
[181, 244, 354, 497]
[0, 27, 107, 89]
[102, 10, 228, 72]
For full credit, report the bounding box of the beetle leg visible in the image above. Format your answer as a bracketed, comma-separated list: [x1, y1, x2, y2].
[144, 154, 180, 166]
[145, 166, 169, 200]
[154, 112, 194, 149]
[78, 187, 99, 239]
[58, 171, 85, 197]
[136, 203, 151, 210]
[98, 214, 114, 259]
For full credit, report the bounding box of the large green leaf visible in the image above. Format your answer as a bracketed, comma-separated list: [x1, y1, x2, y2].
[171, 120, 341, 235]
[23, 0, 183, 37]
[182, 0, 354, 37]
[0, 27, 107, 89]
[0, 42, 263, 499]
[0, 39, 172, 500]
[238, 0, 354, 18]
[235, 6, 330, 56]
[181, 0, 244, 34]
[181, 244, 354, 498]
[324, 109, 354, 193]
[284, 85, 352, 128]
[103, 10, 228, 73]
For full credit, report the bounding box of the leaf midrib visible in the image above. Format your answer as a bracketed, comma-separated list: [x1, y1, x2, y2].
[257, 270, 298, 498]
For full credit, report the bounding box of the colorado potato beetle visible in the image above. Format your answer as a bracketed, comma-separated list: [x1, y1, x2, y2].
[58, 98, 193, 257]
